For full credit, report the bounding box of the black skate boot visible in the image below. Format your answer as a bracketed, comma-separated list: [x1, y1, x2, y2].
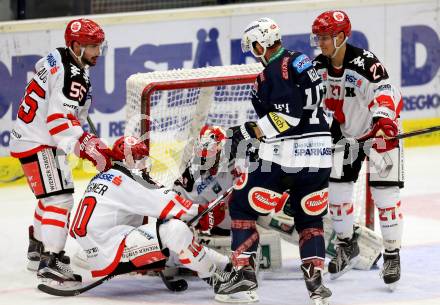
[37, 251, 82, 284]
[381, 249, 400, 291]
[328, 234, 360, 280]
[214, 259, 258, 303]
[27, 226, 44, 271]
[302, 262, 332, 305]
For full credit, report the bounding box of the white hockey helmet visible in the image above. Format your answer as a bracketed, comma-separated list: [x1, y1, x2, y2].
[241, 17, 281, 63]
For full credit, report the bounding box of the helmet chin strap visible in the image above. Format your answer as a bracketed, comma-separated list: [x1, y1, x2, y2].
[68, 46, 88, 68]
[330, 36, 348, 59]
[252, 45, 268, 66]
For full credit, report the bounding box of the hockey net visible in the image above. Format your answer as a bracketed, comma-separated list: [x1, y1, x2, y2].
[125, 63, 373, 228]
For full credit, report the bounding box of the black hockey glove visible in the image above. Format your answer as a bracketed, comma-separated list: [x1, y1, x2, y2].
[226, 122, 260, 161]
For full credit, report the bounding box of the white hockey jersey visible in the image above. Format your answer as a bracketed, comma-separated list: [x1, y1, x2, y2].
[10, 48, 92, 158]
[70, 163, 199, 277]
[313, 44, 402, 139]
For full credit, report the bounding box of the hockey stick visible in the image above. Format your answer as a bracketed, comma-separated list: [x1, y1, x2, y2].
[159, 271, 188, 292]
[334, 125, 440, 153]
[37, 271, 187, 296]
[37, 273, 116, 296]
[187, 186, 234, 227]
[87, 115, 98, 136]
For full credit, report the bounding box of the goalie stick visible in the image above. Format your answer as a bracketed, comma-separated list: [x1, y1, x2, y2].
[37, 271, 187, 296]
[187, 186, 234, 227]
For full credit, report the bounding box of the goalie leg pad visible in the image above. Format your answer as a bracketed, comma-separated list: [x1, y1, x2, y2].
[40, 193, 74, 253]
[328, 182, 355, 240]
[371, 186, 403, 250]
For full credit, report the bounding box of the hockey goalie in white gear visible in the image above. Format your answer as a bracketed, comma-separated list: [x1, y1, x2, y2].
[174, 125, 383, 272]
[70, 136, 229, 288]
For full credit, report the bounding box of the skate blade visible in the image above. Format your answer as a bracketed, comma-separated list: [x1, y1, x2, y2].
[311, 296, 330, 305]
[215, 290, 259, 303]
[386, 282, 398, 292]
[329, 256, 361, 280]
[27, 260, 39, 272]
[38, 277, 82, 289]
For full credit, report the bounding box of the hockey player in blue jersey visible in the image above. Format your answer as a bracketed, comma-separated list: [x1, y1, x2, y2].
[213, 18, 332, 305]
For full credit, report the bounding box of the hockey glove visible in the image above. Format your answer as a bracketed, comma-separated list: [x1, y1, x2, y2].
[371, 118, 398, 153]
[196, 201, 226, 232]
[227, 122, 260, 160]
[75, 132, 113, 172]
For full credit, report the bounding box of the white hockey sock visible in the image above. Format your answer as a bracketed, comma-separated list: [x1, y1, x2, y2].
[33, 200, 44, 241]
[40, 194, 73, 253]
[329, 182, 355, 239]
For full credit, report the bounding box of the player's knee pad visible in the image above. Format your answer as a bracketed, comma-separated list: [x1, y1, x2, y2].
[40, 193, 74, 211]
[123, 224, 167, 267]
[371, 186, 403, 250]
[159, 219, 193, 254]
[329, 181, 353, 204]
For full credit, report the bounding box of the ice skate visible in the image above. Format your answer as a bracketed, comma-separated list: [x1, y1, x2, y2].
[328, 234, 360, 280]
[214, 262, 258, 303]
[302, 262, 332, 305]
[37, 251, 82, 284]
[381, 249, 400, 291]
[27, 226, 43, 271]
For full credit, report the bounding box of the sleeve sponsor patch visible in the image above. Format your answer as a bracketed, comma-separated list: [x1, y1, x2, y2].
[268, 112, 290, 133]
[292, 54, 312, 73]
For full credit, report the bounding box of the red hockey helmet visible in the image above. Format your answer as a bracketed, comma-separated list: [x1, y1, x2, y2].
[196, 125, 226, 158]
[312, 10, 351, 38]
[65, 18, 105, 48]
[112, 136, 149, 162]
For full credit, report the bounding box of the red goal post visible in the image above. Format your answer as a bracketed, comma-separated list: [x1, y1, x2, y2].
[125, 63, 374, 229]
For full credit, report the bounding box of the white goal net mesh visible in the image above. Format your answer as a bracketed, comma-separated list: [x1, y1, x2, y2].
[125, 63, 371, 227]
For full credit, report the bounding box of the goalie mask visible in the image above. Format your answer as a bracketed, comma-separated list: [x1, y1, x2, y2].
[195, 125, 226, 169]
[310, 10, 351, 58]
[241, 17, 281, 65]
[112, 136, 150, 170]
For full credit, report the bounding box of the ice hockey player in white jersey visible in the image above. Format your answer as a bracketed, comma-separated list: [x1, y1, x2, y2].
[311, 10, 404, 290]
[70, 136, 229, 288]
[9, 19, 113, 283]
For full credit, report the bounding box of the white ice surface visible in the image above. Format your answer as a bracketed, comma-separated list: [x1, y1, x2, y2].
[1, 146, 440, 305]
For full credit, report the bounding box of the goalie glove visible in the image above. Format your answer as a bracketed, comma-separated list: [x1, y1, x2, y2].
[360, 118, 399, 153]
[74, 132, 113, 172]
[196, 201, 226, 232]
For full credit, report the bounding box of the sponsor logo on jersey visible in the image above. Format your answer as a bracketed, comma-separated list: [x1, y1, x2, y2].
[345, 74, 363, 88]
[268, 112, 289, 133]
[363, 49, 374, 58]
[50, 66, 59, 75]
[47, 53, 57, 67]
[112, 175, 122, 186]
[293, 141, 332, 157]
[301, 188, 328, 216]
[11, 128, 21, 139]
[197, 175, 215, 195]
[292, 54, 312, 73]
[248, 187, 282, 214]
[95, 172, 116, 182]
[374, 84, 392, 93]
[37, 67, 48, 83]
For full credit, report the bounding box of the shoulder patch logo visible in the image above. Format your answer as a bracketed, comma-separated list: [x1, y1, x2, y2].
[292, 54, 312, 73]
[349, 56, 365, 69]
